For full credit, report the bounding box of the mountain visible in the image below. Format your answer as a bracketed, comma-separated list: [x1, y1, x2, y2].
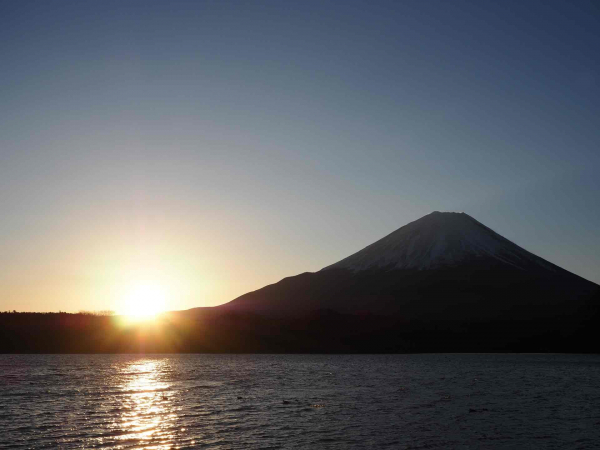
[3, 212, 598, 353]
[164, 211, 600, 352]
[215, 212, 598, 322]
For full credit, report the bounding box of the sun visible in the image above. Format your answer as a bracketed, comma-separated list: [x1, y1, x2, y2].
[120, 282, 167, 320]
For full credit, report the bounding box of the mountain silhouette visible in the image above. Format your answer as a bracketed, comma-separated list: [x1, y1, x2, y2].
[214, 212, 598, 323]
[3, 212, 597, 353]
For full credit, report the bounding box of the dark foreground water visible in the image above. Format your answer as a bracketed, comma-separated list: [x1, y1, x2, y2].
[1, 354, 599, 449]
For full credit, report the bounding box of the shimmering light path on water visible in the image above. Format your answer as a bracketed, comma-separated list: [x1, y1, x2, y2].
[1, 354, 599, 449]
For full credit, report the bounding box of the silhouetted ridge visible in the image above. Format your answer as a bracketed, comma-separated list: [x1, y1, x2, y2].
[216, 211, 598, 322]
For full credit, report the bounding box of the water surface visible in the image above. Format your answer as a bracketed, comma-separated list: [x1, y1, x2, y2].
[1, 354, 599, 448]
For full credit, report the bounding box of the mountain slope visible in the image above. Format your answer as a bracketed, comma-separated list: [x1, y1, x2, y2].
[215, 212, 598, 322]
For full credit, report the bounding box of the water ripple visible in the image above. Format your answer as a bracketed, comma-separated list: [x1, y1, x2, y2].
[1, 354, 600, 448]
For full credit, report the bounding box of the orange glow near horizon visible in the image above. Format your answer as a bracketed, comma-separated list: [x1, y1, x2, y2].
[119, 281, 168, 321]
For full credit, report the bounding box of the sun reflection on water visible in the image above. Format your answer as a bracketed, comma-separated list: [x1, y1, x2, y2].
[116, 359, 178, 448]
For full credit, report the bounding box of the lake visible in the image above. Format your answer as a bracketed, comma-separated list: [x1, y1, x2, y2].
[1, 354, 599, 449]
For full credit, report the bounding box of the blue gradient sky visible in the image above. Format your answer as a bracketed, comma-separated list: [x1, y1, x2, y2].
[1, 0, 599, 312]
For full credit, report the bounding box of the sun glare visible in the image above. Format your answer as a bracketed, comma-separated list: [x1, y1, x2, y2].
[120, 282, 167, 320]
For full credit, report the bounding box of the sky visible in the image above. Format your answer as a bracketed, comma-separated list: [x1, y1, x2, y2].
[1, 0, 599, 313]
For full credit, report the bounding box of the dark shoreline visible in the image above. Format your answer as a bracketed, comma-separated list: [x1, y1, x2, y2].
[2, 308, 598, 354]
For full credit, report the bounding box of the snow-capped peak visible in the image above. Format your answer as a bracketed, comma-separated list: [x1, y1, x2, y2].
[322, 212, 553, 272]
